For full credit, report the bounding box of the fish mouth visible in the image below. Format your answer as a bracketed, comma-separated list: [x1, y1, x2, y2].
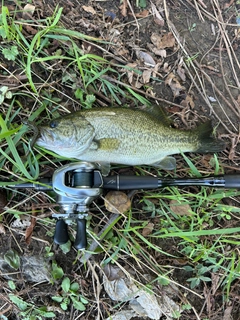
[36, 128, 55, 146]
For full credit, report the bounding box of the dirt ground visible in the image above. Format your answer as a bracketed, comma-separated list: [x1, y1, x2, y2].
[0, 0, 240, 319]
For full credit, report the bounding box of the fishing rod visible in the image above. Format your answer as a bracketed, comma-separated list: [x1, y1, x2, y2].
[6, 162, 240, 250]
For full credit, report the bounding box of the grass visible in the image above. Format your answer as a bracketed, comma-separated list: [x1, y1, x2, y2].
[1, 1, 240, 320]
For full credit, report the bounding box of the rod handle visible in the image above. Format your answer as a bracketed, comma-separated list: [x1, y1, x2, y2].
[103, 175, 158, 190]
[54, 219, 69, 245]
[224, 175, 240, 188]
[74, 219, 87, 250]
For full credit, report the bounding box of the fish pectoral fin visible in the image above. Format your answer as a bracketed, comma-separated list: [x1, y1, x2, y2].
[97, 162, 111, 176]
[89, 141, 99, 150]
[151, 156, 176, 170]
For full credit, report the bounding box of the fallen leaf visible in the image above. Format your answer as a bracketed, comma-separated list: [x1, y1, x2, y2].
[152, 48, 166, 58]
[163, 62, 171, 73]
[142, 69, 152, 83]
[150, 33, 162, 48]
[151, 32, 175, 49]
[82, 5, 96, 15]
[105, 310, 135, 320]
[134, 9, 149, 18]
[104, 191, 131, 214]
[119, 0, 128, 17]
[103, 266, 181, 319]
[177, 65, 186, 82]
[150, 1, 164, 26]
[103, 264, 125, 281]
[126, 63, 138, 84]
[223, 305, 233, 320]
[180, 94, 195, 109]
[25, 205, 37, 245]
[22, 4, 35, 19]
[136, 51, 156, 67]
[170, 200, 192, 216]
[165, 73, 185, 98]
[0, 223, 6, 234]
[142, 222, 154, 236]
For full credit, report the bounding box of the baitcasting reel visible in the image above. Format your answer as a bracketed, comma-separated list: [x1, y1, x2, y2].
[51, 162, 103, 249]
[7, 161, 240, 250]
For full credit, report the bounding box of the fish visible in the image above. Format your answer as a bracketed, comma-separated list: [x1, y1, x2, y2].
[36, 107, 225, 172]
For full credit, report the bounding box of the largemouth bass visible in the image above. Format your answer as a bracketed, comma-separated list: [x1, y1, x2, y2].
[36, 107, 225, 170]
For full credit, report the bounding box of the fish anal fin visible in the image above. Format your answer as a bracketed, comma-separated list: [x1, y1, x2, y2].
[97, 162, 111, 176]
[151, 156, 176, 170]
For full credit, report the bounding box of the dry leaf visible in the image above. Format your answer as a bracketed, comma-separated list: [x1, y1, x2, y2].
[223, 305, 233, 320]
[119, 0, 128, 17]
[142, 69, 152, 84]
[150, 1, 164, 26]
[25, 206, 37, 245]
[0, 223, 6, 234]
[22, 4, 35, 19]
[180, 94, 195, 109]
[165, 73, 185, 98]
[103, 264, 125, 281]
[169, 200, 192, 216]
[82, 5, 96, 15]
[134, 9, 149, 18]
[104, 191, 131, 214]
[142, 222, 154, 237]
[151, 32, 175, 49]
[152, 48, 166, 58]
[126, 63, 138, 84]
[177, 65, 186, 82]
[25, 216, 36, 245]
[137, 51, 156, 67]
[163, 62, 171, 73]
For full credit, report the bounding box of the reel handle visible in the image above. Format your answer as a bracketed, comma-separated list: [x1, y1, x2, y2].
[54, 219, 69, 245]
[53, 218, 87, 249]
[74, 219, 87, 250]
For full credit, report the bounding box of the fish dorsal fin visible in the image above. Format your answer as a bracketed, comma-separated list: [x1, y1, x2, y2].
[140, 105, 173, 127]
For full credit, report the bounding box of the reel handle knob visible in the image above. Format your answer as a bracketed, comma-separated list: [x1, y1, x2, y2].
[74, 219, 87, 250]
[54, 219, 69, 245]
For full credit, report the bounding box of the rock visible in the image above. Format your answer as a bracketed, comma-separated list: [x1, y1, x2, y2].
[0, 252, 51, 283]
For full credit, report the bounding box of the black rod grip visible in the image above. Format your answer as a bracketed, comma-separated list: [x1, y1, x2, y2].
[54, 219, 69, 245]
[74, 219, 87, 250]
[224, 175, 240, 188]
[103, 175, 159, 190]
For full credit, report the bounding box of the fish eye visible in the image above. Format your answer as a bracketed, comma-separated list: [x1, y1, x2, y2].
[49, 120, 58, 128]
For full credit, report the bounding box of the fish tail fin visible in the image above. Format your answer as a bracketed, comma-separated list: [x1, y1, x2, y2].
[194, 120, 226, 153]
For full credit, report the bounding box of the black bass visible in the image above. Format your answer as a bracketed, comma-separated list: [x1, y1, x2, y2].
[36, 107, 225, 170]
